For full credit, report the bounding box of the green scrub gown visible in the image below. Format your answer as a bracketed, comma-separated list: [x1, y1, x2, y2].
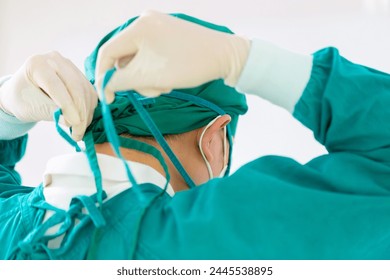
[1, 47, 390, 259]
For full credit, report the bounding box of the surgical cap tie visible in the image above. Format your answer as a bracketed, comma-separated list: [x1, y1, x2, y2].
[53, 68, 235, 195]
[8, 191, 108, 259]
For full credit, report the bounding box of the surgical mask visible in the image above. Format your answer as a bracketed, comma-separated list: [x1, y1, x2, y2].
[198, 116, 228, 179]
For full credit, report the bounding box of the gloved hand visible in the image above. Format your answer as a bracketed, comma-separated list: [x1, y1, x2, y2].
[95, 10, 251, 103]
[0, 51, 98, 141]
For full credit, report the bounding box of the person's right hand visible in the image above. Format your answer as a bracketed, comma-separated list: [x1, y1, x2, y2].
[95, 10, 251, 103]
[0, 51, 97, 141]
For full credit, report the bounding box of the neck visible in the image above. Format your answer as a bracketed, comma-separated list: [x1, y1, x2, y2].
[94, 142, 190, 192]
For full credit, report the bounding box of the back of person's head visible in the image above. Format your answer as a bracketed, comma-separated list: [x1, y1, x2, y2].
[83, 13, 248, 189]
[84, 13, 247, 141]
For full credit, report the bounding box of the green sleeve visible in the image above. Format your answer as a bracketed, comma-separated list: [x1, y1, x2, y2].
[0, 135, 31, 197]
[0, 135, 40, 260]
[131, 47, 390, 260]
[294, 47, 390, 161]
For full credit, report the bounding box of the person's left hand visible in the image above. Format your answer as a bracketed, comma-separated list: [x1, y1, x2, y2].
[0, 51, 98, 141]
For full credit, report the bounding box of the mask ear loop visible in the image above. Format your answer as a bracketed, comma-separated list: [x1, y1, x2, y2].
[221, 124, 228, 176]
[163, 91, 234, 177]
[198, 116, 223, 180]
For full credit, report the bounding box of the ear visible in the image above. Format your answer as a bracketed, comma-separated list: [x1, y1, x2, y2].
[197, 114, 231, 163]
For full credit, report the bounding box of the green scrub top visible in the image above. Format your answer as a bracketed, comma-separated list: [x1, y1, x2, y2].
[1, 47, 390, 259]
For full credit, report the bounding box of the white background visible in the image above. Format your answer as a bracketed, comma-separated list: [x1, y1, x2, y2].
[0, 0, 389, 186]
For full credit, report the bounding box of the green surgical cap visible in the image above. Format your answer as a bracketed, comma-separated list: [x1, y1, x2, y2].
[84, 13, 248, 143]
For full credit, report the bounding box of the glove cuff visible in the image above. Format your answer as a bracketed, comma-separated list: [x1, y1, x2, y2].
[235, 39, 313, 112]
[224, 35, 251, 88]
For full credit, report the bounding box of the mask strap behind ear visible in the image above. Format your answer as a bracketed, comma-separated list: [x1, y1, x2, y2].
[54, 109, 81, 152]
[164, 91, 234, 176]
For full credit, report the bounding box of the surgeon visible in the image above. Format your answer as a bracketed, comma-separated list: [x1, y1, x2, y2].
[0, 13, 247, 259]
[1, 10, 390, 260]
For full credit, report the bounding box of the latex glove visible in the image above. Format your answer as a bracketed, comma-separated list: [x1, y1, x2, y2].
[0, 51, 98, 141]
[95, 10, 251, 103]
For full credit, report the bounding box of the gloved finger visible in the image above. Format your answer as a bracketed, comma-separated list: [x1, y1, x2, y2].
[71, 121, 87, 142]
[37, 97, 70, 127]
[115, 55, 134, 69]
[72, 85, 97, 141]
[96, 46, 138, 103]
[58, 115, 72, 127]
[95, 15, 147, 103]
[31, 66, 81, 126]
[55, 57, 96, 126]
[66, 60, 98, 132]
[104, 51, 169, 98]
[42, 95, 71, 127]
[134, 88, 169, 98]
[13, 82, 59, 122]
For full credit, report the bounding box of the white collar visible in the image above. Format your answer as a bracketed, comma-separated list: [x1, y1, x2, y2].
[42, 152, 175, 211]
